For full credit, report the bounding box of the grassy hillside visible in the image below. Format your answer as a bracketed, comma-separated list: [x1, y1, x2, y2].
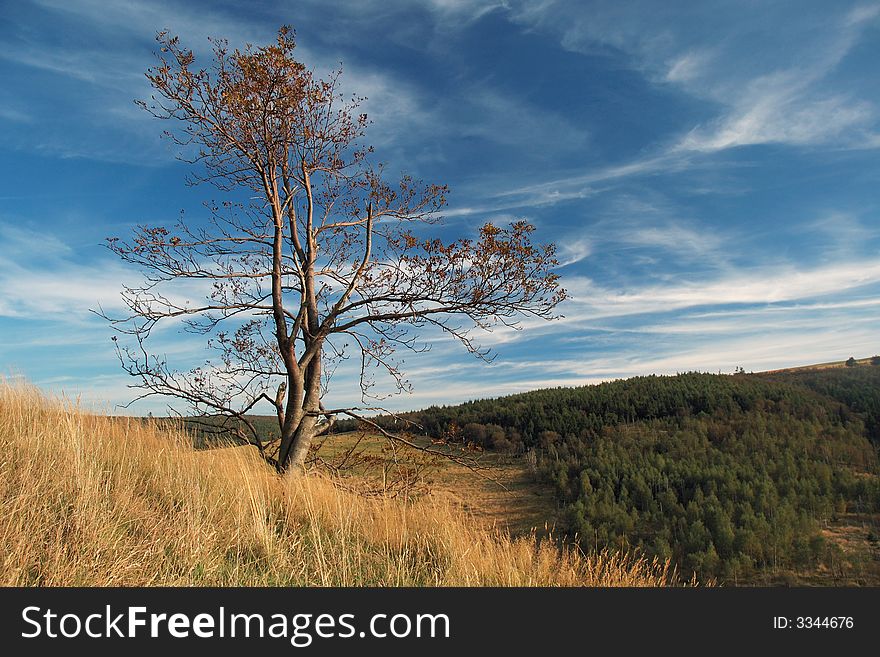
[0, 382, 684, 587]
[308, 430, 561, 537]
[67, 363, 880, 586]
[333, 366, 880, 585]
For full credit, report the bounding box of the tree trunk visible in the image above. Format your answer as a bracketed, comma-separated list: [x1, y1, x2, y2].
[275, 356, 322, 473]
[281, 414, 319, 473]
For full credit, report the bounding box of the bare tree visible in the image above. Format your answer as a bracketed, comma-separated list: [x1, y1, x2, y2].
[101, 27, 566, 472]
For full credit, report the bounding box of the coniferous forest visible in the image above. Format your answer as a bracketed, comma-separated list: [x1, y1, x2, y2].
[334, 365, 880, 583]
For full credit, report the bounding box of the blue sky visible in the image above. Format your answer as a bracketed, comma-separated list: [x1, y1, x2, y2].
[1, 0, 879, 414]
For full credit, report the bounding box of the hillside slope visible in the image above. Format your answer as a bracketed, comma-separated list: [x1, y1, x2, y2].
[0, 382, 683, 587]
[340, 367, 880, 584]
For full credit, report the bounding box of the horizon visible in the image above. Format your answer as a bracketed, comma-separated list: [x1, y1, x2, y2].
[1, 1, 879, 415]
[71, 354, 880, 419]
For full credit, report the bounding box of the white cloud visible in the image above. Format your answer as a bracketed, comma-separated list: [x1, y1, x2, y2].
[670, 7, 880, 152]
[460, 86, 590, 149]
[665, 50, 712, 84]
[507, 1, 880, 153]
[565, 259, 880, 319]
[806, 211, 879, 258]
[0, 257, 128, 320]
[678, 76, 875, 152]
[0, 105, 33, 123]
[422, 0, 507, 23]
[557, 238, 592, 267]
[443, 152, 688, 218]
[380, 319, 880, 410]
[0, 223, 121, 318]
[626, 223, 721, 256]
[0, 223, 223, 321]
[31, 0, 268, 49]
[0, 223, 73, 257]
[0, 1, 403, 162]
[845, 3, 880, 26]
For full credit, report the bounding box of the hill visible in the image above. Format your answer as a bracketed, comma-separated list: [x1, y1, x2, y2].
[331, 365, 880, 585]
[762, 355, 879, 373]
[0, 382, 683, 587]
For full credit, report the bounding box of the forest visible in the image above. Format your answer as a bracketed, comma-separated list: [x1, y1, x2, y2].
[332, 365, 880, 582]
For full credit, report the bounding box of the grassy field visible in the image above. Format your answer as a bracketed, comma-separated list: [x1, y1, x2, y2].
[310, 430, 560, 537]
[0, 382, 688, 587]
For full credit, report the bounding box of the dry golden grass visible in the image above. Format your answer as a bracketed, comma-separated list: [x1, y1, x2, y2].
[0, 382, 691, 586]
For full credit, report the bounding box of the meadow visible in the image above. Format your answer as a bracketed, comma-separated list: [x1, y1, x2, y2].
[0, 382, 685, 587]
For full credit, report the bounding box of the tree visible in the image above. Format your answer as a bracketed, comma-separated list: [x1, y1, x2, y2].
[101, 27, 566, 472]
[845, 357, 857, 367]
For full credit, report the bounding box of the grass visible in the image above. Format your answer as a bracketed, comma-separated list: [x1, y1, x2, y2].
[310, 430, 560, 536]
[761, 355, 877, 373]
[0, 382, 691, 587]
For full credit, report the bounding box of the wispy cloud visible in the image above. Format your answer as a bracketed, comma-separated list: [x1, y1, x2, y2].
[588, 194, 729, 262]
[845, 3, 880, 26]
[461, 254, 880, 353]
[508, 1, 880, 153]
[624, 223, 722, 258]
[0, 223, 74, 258]
[672, 6, 880, 152]
[0, 257, 127, 320]
[376, 317, 879, 410]
[4, 0, 524, 167]
[677, 72, 876, 152]
[30, 0, 268, 48]
[806, 211, 880, 259]
[440, 151, 689, 219]
[0, 104, 33, 123]
[664, 50, 713, 84]
[565, 259, 880, 319]
[0, 221, 127, 320]
[557, 238, 592, 267]
[0, 223, 217, 322]
[494, 153, 681, 201]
